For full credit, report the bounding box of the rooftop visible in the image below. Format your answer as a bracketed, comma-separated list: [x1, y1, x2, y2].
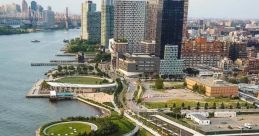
[186, 77, 237, 87]
[191, 114, 210, 121]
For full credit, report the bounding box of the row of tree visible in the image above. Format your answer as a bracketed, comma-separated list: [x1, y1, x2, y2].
[169, 102, 257, 110]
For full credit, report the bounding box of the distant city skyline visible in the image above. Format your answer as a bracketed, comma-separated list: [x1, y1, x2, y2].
[0, 0, 259, 19]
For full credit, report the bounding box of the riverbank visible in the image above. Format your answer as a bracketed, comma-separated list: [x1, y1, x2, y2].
[0, 26, 29, 35]
[0, 29, 103, 136]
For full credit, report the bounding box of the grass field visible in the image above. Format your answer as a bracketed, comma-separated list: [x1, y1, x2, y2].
[44, 122, 91, 136]
[164, 82, 184, 88]
[150, 81, 185, 92]
[110, 117, 135, 136]
[144, 98, 252, 109]
[56, 76, 107, 85]
[137, 129, 154, 136]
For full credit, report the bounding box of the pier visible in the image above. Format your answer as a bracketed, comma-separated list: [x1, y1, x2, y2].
[56, 54, 77, 57]
[26, 80, 50, 98]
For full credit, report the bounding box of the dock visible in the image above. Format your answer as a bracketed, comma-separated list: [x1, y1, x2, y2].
[56, 54, 77, 57]
[31, 62, 86, 67]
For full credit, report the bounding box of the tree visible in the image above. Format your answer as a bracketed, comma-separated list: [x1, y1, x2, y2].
[57, 65, 62, 72]
[183, 68, 199, 76]
[196, 102, 200, 110]
[68, 65, 75, 71]
[236, 102, 241, 109]
[183, 81, 187, 87]
[212, 102, 217, 109]
[204, 103, 209, 110]
[187, 106, 191, 110]
[220, 103, 225, 109]
[181, 103, 185, 109]
[173, 103, 176, 109]
[253, 102, 257, 109]
[239, 76, 249, 83]
[88, 66, 94, 71]
[155, 78, 164, 89]
[192, 84, 199, 92]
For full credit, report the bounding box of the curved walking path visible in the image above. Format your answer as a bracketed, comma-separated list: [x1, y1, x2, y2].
[43, 121, 98, 135]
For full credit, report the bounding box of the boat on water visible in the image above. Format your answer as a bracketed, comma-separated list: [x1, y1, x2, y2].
[63, 39, 69, 43]
[31, 40, 40, 43]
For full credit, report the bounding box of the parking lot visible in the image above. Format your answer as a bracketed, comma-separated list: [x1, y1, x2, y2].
[196, 115, 259, 133]
[142, 82, 205, 102]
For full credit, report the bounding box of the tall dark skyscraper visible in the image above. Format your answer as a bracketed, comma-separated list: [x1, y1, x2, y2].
[155, 0, 188, 59]
[31, 1, 37, 11]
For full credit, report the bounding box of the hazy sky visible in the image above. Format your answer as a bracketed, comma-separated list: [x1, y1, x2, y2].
[0, 0, 258, 19]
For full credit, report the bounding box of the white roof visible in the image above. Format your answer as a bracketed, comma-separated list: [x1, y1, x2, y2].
[50, 90, 56, 96]
[47, 82, 116, 89]
[118, 69, 142, 77]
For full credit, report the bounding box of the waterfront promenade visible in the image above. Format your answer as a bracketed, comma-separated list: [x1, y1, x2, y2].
[26, 80, 49, 98]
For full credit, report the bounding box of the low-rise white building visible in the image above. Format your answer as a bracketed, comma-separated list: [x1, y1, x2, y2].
[190, 114, 211, 125]
[214, 112, 236, 118]
[185, 112, 209, 119]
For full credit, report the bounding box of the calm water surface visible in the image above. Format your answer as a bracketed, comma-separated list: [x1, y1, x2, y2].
[0, 29, 101, 136]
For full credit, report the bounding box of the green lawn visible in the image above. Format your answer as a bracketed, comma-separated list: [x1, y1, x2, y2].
[44, 122, 91, 136]
[164, 82, 185, 89]
[111, 117, 135, 136]
[145, 98, 252, 109]
[137, 129, 153, 136]
[56, 76, 107, 85]
[150, 81, 185, 92]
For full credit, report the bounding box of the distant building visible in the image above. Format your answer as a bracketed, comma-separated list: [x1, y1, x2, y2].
[218, 57, 233, 72]
[114, 0, 146, 53]
[22, 0, 28, 13]
[155, 0, 189, 59]
[139, 41, 156, 54]
[4, 3, 21, 14]
[182, 38, 229, 67]
[31, 1, 37, 11]
[43, 6, 55, 29]
[81, 0, 101, 43]
[144, 0, 158, 41]
[245, 58, 259, 74]
[159, 45, 185, 77]
[101, 0, 114, 48]
[186, 77, 238, 97]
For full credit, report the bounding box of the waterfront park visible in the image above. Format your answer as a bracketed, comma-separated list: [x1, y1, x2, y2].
[38, 71, 137, 136]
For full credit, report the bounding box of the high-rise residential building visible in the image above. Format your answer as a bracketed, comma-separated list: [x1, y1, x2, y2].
[144, 0, 158, 42]
[22, 0, 28, 13]
[114, 0, 146, 53]
[43, 6, 55, 29]
[38, 5, 44, 13]
[31, 1, 37, 12]
[101, 0, 114, 48]
[155, 0, 188, 59]
[81, 0, 101, 43]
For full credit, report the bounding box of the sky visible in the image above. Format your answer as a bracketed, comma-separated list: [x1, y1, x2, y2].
[0, 0, 259, 19]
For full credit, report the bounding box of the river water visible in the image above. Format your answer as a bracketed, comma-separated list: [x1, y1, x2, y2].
[0, 29, 101, 136]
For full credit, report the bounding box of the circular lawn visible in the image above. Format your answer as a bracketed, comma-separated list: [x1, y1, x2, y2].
[43, 121, 97, 136]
